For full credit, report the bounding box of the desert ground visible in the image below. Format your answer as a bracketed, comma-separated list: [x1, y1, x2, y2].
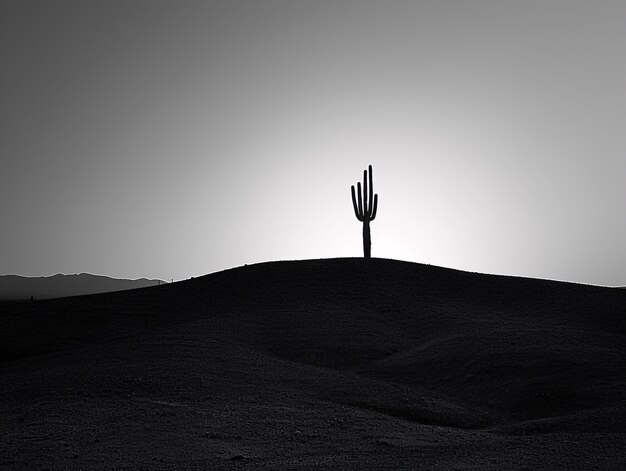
[1, 258, 625, 469]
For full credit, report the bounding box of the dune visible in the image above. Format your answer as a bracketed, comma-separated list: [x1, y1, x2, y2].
[0, 258, 624, 469]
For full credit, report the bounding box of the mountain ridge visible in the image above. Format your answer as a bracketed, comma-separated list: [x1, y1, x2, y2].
[0, 272, 165, 300]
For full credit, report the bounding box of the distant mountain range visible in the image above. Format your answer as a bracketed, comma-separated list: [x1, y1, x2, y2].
[0, 273, 166, 300]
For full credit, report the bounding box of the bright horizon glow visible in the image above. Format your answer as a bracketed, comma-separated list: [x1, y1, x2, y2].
[1, 1, 625, 286]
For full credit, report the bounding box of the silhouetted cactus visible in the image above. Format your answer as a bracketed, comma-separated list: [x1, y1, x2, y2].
[351, 165, 378, 258]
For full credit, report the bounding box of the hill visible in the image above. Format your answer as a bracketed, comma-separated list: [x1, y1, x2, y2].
[0, 258, 624, 469]
[0, 273, 165, 300]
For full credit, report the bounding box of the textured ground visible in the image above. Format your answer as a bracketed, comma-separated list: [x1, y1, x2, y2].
[1, 258, 625, 469]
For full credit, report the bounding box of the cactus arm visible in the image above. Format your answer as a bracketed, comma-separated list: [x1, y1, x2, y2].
[367, 165, 374, 217]
[362, 169, 369, 214]
[357, 182, 363, 216]
[351, 185, 363, 221]
[371, 194, 378, 220]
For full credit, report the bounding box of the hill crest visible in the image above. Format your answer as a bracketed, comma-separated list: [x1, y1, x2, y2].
[1, 258, 625, 468]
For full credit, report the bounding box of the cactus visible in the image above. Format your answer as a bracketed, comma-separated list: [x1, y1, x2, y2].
[351, 165, 378, 258]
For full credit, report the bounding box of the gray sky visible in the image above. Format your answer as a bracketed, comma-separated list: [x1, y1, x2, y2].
[1, 0, 625, 286]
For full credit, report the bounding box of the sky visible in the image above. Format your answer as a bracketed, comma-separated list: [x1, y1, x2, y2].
[1, 0, 625, 286]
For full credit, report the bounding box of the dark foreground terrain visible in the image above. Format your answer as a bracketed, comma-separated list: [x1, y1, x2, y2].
[1, 258, 625, 469]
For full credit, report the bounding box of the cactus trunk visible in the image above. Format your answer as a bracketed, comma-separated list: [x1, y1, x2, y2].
[363, 220, 371, 259]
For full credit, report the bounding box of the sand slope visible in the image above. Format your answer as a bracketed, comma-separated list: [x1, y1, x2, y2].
[1, 258, 624, 469]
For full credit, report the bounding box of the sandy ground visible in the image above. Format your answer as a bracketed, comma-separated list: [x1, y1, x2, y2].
[1, 258, 625, 469]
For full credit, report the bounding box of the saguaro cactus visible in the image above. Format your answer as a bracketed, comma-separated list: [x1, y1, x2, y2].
[351, 165, 378, 259]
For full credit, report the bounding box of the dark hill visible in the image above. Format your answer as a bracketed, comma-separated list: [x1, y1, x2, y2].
[0, 273, 165, 300]
[1, 258, 625, 469]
